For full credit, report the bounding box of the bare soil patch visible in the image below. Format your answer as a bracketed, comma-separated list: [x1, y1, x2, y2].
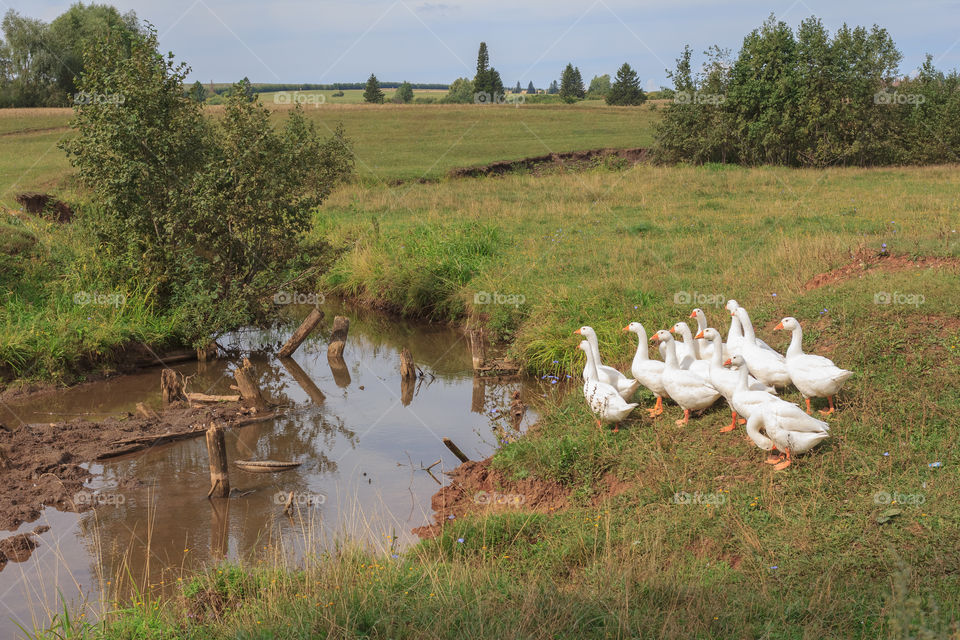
[447, 147, 649, 179]
[803, 250, 960, 291]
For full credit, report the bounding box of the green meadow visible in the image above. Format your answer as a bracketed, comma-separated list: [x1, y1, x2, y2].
[3, 102, 959, 638]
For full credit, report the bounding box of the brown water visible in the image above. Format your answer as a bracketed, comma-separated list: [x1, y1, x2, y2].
[0, 300, 545, 636]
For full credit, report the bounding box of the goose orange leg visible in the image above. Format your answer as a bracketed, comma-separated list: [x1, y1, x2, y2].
[720, 411, 738, 433]
[818, 396, 836, 416]
[804, 397, 813, 415]
[773, 448, 793, 470]
[675, 409, 690, 427]
[647, 396, 663, 417]
[764, 449, 784, 464]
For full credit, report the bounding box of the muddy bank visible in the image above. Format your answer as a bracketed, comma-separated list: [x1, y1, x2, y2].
[447, 147, 649, 179]
[0, 398, 264, 532]
[803, 249, 960, 290]
[412, 456, 571, 538]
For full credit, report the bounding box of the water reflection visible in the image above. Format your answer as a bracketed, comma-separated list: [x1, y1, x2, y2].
[0, 299, 545, 636]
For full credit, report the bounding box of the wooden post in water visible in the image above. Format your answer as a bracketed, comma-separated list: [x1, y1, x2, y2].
[205, 423, 230, 498]
[327, 316, 350, 359]
[161, 369, 184, 405]
[400, 348, 416, 380]
[278, 308, 324, 359]
[442, 437, 470, 463]
[233, 358, 266, 409]
[469, 328, 485, 371]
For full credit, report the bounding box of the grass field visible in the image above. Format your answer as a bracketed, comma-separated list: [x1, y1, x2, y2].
[0, 102, 659, 207]
[3, 104, 960, 638]
[255, 87, 448, 104]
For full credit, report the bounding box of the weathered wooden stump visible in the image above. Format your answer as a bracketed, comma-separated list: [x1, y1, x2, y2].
[233, 358, 266, 409]
[327, 316, 350, 359]
[278, 308, 324, 358]
[205, 423, 230, 498]
[471, 377, 485, 414]
[197, 342, 218, 362]
[400, 348, 416, 380]
[161, 369, 185, 405]
[400, 375, 414, 406]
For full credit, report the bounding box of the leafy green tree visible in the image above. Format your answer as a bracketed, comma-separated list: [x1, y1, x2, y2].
[526, 81, 535, 94]
[188, 80, 207, 103]
[606, 63, 646, 105]
[61, 25, 353, 338]
[363, 73, 384, 103]
[441, 77, 474, 103]
[394, 80, 413, 103]
[588, 74, 611, 97]
[559, 63, 585, 102]
[472, 42, 504, 102]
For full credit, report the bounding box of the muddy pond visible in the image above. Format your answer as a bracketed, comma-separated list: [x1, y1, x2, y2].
[0, 301, 546, 636]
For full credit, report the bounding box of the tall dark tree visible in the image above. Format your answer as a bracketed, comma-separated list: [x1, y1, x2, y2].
[363, 73, 384, 103]
[559, 63, 585, 102]
[188, 80, 207, 103]
[606, 63, 646, 105]
[548, 80, 559, 94]
[527, 81, 535, 94]
[476, 42, 489, 81]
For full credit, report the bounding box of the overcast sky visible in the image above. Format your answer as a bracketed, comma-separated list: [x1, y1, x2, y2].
[11, 0, 960, 88]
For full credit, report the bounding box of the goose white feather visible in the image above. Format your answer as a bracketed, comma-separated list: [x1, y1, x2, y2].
[776, 316, 853, 414]
[578, 340, 638, 428]
[651, 329, 720, 426]
[624, 322, 667, 417]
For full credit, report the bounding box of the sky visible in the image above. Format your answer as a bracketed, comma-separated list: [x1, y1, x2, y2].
[10, 0, 960, 89]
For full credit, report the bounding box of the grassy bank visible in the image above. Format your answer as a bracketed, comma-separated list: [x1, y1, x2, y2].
[33, 161, 960, 639]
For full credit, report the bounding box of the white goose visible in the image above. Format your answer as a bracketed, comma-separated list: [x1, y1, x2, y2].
[747, 402, 830, 470]
[669, 322, 711, 378]
[578, 340, 638, 431]
[696, 328, 775, 432]
[689, 308, 727, 361]
[623, 322, 667, 417]
[776, 317, 853, 415]
[726, 355, 829, 469]
[725, 300, 777, 357]
[650, 330, 720, 426]
[735, 307, 791, 388]
[574, 326, 641, 401]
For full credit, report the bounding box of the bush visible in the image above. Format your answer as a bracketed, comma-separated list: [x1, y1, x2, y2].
[60, 26, 353, 343]
[653, 15, 960, 166]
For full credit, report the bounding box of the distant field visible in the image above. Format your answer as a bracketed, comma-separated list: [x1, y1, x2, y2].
[255, 88, 447, 105]
[0, 102, 660, 204]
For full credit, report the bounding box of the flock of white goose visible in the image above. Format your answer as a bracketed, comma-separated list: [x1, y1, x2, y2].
[574, 299, 854, 470]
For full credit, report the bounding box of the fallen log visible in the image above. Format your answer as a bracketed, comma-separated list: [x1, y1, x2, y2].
[186, 393, 241, 403]
[135, 402, 159, 420]
[278, 307, 324, 358]
[442, 437, 470, 463]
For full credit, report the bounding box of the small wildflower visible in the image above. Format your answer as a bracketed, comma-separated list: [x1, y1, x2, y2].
[929, 461, 942, 468]
[457, 537, 464, 543]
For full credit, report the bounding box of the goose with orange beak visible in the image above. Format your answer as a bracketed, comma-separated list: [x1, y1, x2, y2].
[775, 316, 853, 414]
[573, 326, 640, 401]
[651, 329, 720, 426]
[577, 340, 638, 431]
[696, 328, 775, 432]
[623, 322, 667, 417]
